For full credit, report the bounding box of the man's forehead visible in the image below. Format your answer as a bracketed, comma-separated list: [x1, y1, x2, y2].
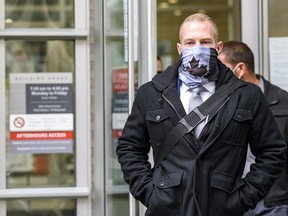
[179, 20, 217, 44]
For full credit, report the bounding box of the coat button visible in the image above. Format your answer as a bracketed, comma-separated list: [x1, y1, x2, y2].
[237, 114, 243, 120]
[159, 181, 165, 187]
[156, 115, 161, 121]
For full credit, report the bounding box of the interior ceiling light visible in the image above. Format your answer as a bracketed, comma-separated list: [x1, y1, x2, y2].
[159, 2, 170, 9]
[5, 18, 13, 24]
[168, 0, 178, 4]
[173, 10, 182, 16]
[197, 9, 207, 14]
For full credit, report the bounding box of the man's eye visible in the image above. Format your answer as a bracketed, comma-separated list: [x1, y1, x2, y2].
[186, 42, 194, 45]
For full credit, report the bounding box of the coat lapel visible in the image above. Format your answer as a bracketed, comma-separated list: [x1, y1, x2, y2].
[262, 76, 278, 106]
[152, 61, 186, 125]
[162, 86, 186, 125]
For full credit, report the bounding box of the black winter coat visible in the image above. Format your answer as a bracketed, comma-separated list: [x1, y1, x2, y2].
[261, 75, 288, 207]
[116, 61, 287, 216]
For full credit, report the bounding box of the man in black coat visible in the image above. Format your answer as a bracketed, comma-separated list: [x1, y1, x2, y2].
[218, 40, 288, 215]
[117, 13, 287, 216]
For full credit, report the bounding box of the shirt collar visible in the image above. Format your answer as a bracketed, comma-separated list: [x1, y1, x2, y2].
[202, 81, 215, 94]
[181, 81, 215, 93]
[258, 76, 264, 93]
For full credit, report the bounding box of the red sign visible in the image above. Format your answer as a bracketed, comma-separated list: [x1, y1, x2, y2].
[10, 131, 73, 140]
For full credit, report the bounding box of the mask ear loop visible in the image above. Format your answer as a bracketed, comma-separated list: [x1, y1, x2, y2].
[231, 64, 241, 79]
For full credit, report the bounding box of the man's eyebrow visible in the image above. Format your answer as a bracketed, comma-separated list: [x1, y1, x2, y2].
[183, 39, 194, 42]
[200, 38, 213, 41]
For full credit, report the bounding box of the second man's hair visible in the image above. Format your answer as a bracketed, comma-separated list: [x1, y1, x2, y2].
[221, 40, 255, 72]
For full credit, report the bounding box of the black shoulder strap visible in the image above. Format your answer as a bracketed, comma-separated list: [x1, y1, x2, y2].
[153, 80, 243, 168]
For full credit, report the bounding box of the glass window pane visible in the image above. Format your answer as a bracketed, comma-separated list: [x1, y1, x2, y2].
[157, 0, 241, 67]
[268, 0, 288, 92]
[104, 0, 139, 215]
[105, 0, 241, 215]
[107, 194, 129, 215]
[268, 0, 288, 37]
[5, 0, 74, 28]
[7, 198, 76, 216]
[6, 40, 75, 73]
[6, 40, 75, 188]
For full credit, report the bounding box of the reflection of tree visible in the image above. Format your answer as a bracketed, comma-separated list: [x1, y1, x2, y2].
[5, 41, 35, 73]
[11, 49, 35, 72]
[6, 0, 74, 28]
[45, 41, 74, 72]
[6, 0, 56, 28]
[7, 40, 74, 73]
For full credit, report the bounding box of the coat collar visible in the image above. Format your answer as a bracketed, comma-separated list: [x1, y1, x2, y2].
[152, 61, 181, 91]
[260, 75, 279, 105]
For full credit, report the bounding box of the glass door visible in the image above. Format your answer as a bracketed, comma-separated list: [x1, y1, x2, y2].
[157, 0, 241, 68]
[103, 0, 156, 215]
[262, 0, 288, 90]
[104, 0, 139, 215]
[0, 0, 90, 215]
[104, 0, 242, 216]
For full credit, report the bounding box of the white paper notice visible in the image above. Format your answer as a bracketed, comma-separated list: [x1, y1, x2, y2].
[9, 73, 74, 154]
[269, 37, 288, 92]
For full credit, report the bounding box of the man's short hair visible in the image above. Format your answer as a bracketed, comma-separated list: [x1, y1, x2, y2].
[179, 13, 219, 42]
[221, 40, 255, 72]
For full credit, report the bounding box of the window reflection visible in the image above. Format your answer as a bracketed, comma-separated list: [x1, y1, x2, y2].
[7, 198, 76, 216]
[6, 40, 74, 74]
[268, 0, 288, 37]
[6, 40, 75, 189]
[5, 0, 74, 28]
[157, 0, 241, 65]
[104, 0, 133, 215]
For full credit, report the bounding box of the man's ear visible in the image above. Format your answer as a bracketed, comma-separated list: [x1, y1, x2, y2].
[238, 62, 246, 79]
[216, 41, 223, 53]
[177, 43, 182, 55]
